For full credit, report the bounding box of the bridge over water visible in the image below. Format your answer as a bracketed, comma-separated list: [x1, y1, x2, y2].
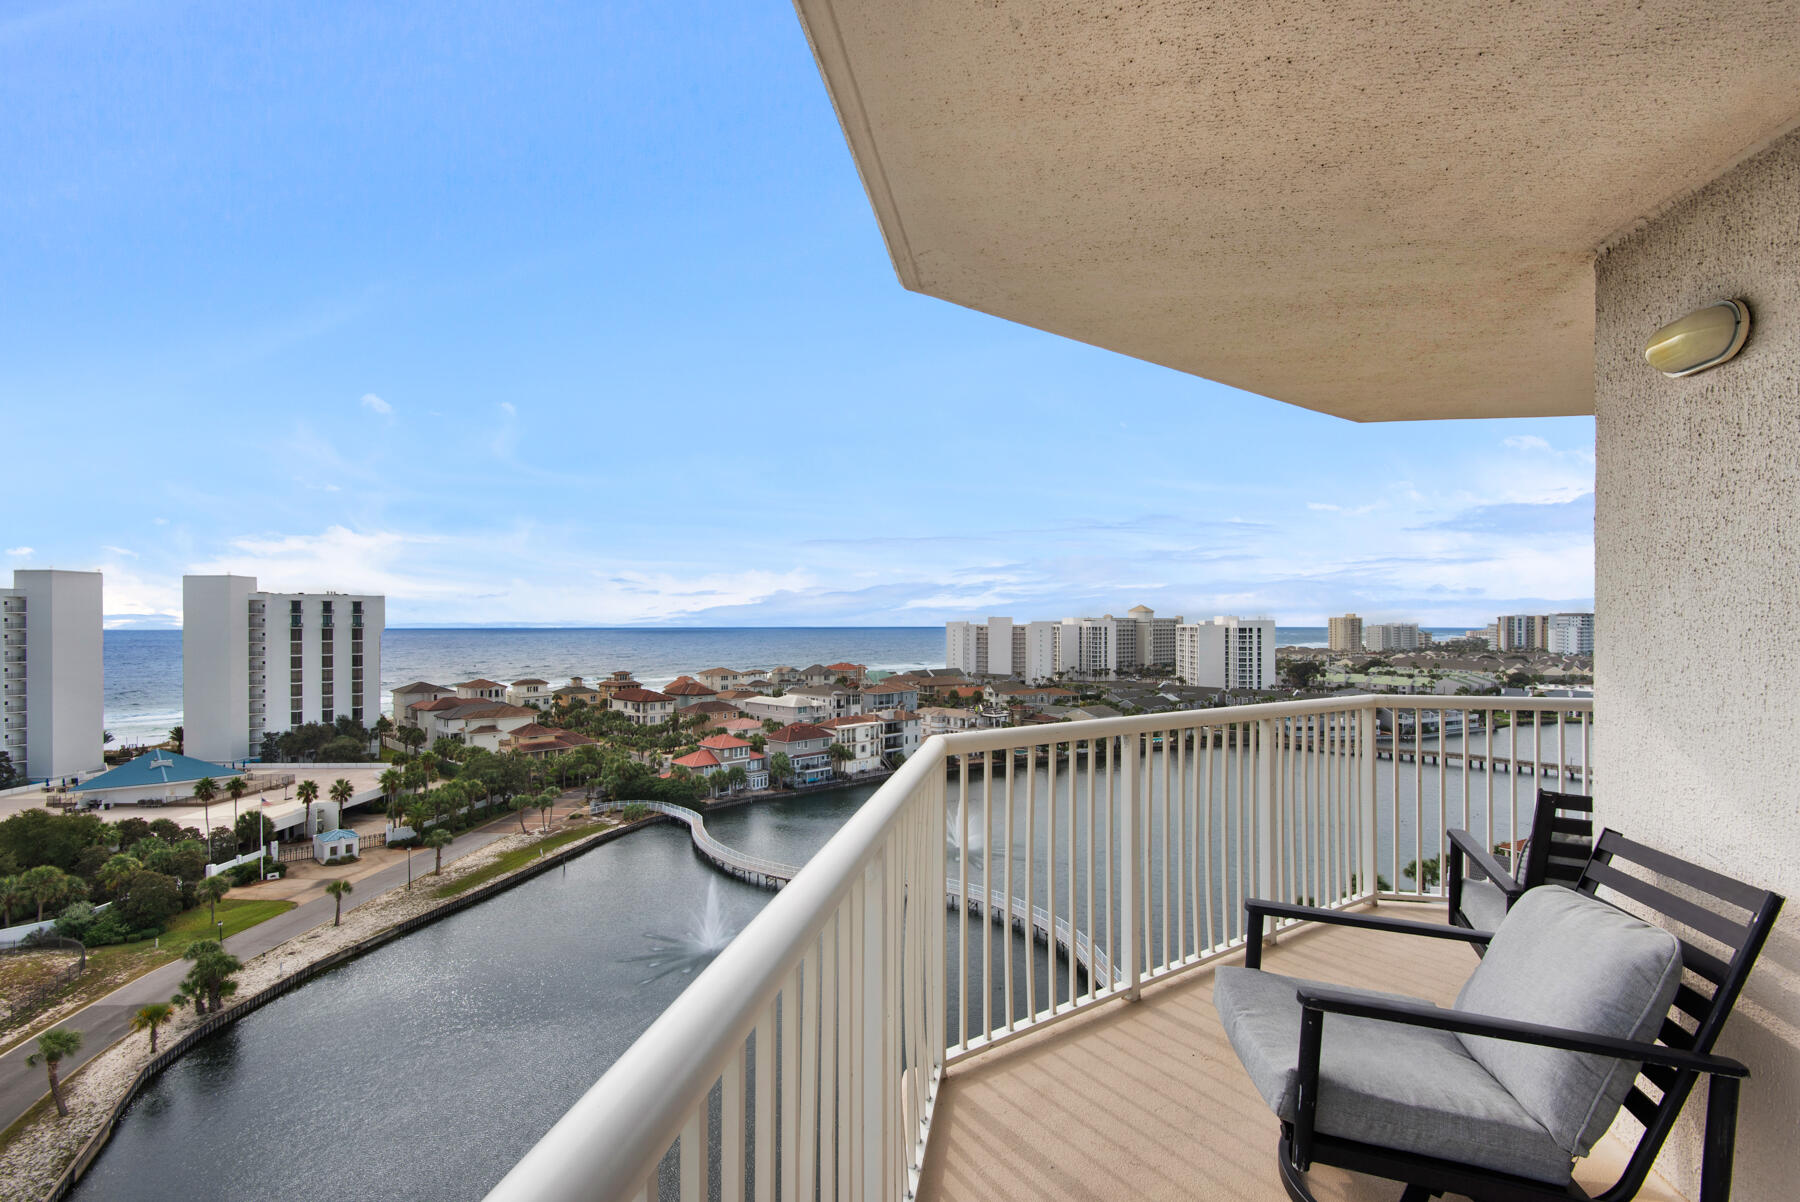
[610, 801, 1111, 985]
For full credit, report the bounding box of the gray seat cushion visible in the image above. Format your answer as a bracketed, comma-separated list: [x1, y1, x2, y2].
[1458, 875, 1511, 931]
[1214, 967, 1572, 1183]
[1456, 886, 1682, 1157]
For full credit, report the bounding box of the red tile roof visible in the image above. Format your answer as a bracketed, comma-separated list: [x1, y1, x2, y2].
[511, 678, 549, 686]
[456, 678, 506, 689]
[699, 734, 752, 750]
[662, 679, 717, 696]
[612, 688, 673, 703]
[673, 749, 720, 769]
[688, 701, 742, 715]
[768, 723, 833, 742]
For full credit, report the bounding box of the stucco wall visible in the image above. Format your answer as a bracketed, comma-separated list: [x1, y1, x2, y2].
[1594, 128, 1799, 1202]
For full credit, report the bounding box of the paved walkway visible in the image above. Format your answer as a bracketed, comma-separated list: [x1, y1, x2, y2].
[0, 816, 523, 1134]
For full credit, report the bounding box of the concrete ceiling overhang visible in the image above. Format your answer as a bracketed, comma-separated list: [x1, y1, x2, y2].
[793, 1, 1800, 421]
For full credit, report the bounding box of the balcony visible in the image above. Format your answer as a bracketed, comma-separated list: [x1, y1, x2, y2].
[490, 696, 1606, 1201]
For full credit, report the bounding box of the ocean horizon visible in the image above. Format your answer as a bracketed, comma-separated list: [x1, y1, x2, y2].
[100, 624, 1474, 749]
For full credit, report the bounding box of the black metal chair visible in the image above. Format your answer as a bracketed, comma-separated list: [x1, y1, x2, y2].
[1446, 788, 1594, 934]
[1215, 829, 1783, 1202]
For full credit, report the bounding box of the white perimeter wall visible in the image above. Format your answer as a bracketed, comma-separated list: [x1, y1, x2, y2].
[1594, 126, 1800, 1202]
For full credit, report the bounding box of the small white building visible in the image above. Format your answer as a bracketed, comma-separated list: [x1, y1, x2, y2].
[312, 827, 360, 863]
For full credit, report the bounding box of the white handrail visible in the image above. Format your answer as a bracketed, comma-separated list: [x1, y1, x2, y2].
[489, 746, 947, 1202]
[487, 692, 1592, 1201]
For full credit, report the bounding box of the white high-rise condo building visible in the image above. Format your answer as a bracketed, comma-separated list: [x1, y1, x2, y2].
[1018, 621, 1060, 683]
[1547, 612, 1595, 656]
[183, 575, 385, 763]
[0, 570, 104, 783]
[1057, 618, 1116, 675]
[1176, 616, 1277, 690]
[946, 617, 1016, 676]
[1364, 622, 1421, 652]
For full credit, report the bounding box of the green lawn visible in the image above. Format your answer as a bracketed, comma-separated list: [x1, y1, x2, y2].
[434, 826, 601, 899]
[1, 897, 295, 1057]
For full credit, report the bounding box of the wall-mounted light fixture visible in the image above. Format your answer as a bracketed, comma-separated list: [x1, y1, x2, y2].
[1643, 299, 1750, 377]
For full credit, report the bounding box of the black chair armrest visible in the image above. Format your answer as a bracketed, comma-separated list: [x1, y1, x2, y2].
[1243, 898, 1491, 969]
[1293, 985, 1749, 1078]
[1446, 828, 1523, 896]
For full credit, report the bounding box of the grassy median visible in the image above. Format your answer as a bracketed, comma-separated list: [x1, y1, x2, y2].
[433, 826, 600, 899]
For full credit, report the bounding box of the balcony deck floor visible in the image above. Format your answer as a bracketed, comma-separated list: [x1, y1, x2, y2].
[919, 902, 1685, 1202]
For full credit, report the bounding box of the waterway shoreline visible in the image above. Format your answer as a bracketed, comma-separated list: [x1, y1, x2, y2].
[2, 816, 654, 1202]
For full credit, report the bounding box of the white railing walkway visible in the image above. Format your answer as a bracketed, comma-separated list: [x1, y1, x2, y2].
[621, 801, 1111, 983]
[491, 695, 1591, 1202]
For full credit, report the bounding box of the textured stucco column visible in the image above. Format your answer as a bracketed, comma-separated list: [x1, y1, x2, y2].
[1594, 128, 1799, 1202]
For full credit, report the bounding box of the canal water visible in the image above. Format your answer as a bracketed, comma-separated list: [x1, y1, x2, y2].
[72, 720, 1587, 1200]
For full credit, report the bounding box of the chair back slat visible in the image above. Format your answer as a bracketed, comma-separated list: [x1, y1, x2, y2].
[1622, 1087, 1661, 1128]
[1671, 983, 1712, 1023]
[1594, 830, 1769, 913]
[1574, 828, 1785, 1200]
[1521, 789, 1594, 891]
[1586, 860, 1753, 948]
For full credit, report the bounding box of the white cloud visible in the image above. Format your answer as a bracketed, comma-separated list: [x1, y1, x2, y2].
[1503, 435, 1552, 452]
[361, 393, 393, 416]
[1306, 502, 1340, 512]
[100, 545, 139, 557]
[498, 401, 516, 417]
[5, 547, 31, 557]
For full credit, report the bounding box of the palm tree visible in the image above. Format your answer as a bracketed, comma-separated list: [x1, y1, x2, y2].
[130, 1003, 173, 1054]
[378, 767, 404, 820]
[21, 865, 80, 922]
[192, 776, 217, 843]
[296, 779, 320, 835]
[328, 778, 354, 829]
[424, 828, 453, 874]
[768, 752, 791, 788]
[827, 742, 854, 774]
[197, 874, 230, 925]
[0, 874, 24, 926]
[226, 774, 248, 845]
[372, 714, 394, 755]
[27, 1028, 83, 1116]
[167, 724, 184, 753]
[536, 792, 555, 830]
[724, 765, 749, 794]
[325, 878, 353, 926]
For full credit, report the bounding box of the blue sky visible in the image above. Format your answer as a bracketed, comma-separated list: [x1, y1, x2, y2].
[1, 0, 1594, 630]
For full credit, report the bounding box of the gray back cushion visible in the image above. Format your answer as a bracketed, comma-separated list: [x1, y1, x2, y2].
[1454, 885, 1682, 1156]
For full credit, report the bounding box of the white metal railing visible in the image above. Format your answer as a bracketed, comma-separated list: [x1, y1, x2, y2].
[487, 694, 1590, 1202]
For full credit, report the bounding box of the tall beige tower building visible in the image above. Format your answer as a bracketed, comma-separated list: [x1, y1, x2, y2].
[1327, 613, 1363, 654]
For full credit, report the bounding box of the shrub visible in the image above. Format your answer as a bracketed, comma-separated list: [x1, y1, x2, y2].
[620, 803, 651, 823]
[83, 911, 134, 946]
[116, 870, 184, 930]
[225, 861, 265, 887]
[54, 901, 97, 941]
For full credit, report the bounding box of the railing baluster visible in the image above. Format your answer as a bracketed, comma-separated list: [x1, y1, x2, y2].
[819, 914, 836, 1201]
[1024, 741, 1037, 1023]
[781, 964, 800, 1202]
[1120, 732, 1141, 1000]
[1003, 747, 1016, 1032]
[755, 1001, 774, 1202]
[798, 940, 817, 1202]
[723, 1039, 745, 1202]
[1084, 738, 1096, 1001]
[1066, 738, 1077, 1004]
[681, 1106, 704, 1202]
[982, 751, 994, 1045]
[956, 754, 969, 1054]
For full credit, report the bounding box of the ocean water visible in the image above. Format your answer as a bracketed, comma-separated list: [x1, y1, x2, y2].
[99, 625, 1474, 749]
[101, 627, 945, 748]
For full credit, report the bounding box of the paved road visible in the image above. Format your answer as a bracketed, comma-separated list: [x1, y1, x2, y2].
[0, 819, 523, 1132]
